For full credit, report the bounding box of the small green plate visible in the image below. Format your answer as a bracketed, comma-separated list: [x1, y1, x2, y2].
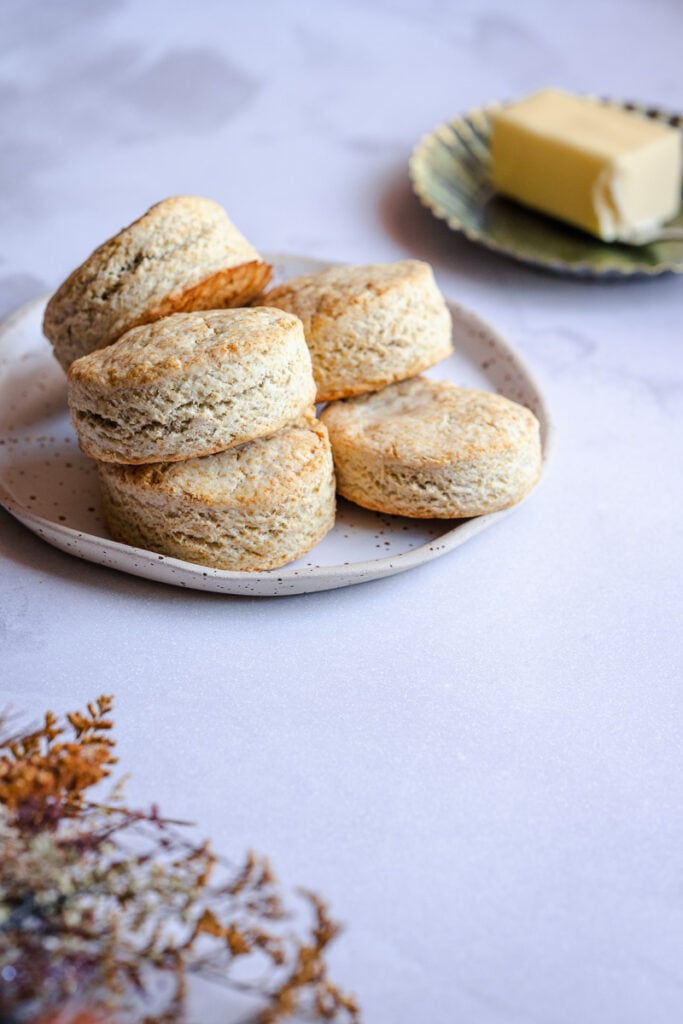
[410, 100, 683, 278]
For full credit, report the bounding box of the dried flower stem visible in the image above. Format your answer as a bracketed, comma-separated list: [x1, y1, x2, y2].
[0, 696, 359, 1024]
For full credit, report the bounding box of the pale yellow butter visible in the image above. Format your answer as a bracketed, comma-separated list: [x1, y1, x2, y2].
[490, 88, 682, 242]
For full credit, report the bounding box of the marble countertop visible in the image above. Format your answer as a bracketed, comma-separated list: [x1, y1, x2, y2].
[1, 2, 682, 1022]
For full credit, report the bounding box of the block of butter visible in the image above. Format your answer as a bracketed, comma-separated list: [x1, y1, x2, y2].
[490, 88, 682, 243]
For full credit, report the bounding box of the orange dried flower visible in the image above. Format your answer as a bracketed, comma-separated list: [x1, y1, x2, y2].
[0, 697, 360, 1024]
[0, 696, 116, 829]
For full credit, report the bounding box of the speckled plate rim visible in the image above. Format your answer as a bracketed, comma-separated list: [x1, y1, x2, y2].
[0, 255, 554, 597]
[409, 98, 683, 278]
[0, 483, 524, 596]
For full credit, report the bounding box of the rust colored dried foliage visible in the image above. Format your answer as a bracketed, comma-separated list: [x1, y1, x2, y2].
[0, 697, 359, 1024]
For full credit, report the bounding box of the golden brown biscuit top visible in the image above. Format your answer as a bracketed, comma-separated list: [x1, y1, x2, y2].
[57, 196, 261, 294]
[260, 260, 435, 319]
[43, 195, 272, 371]
[68, 307, 305, 388]
[321, 378, 539, 467]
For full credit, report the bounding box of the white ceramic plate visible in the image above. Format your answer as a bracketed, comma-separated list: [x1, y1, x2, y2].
[0, 254, 553, 596]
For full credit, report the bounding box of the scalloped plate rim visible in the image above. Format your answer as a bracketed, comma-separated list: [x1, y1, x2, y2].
[409, 98, 683, 278]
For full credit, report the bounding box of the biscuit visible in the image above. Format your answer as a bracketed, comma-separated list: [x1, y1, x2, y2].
[44, 196, 272, 370]
[257, 260, 452, 402]
[68, 308, 316, 464]
[97, 420, 336, 571]
[320, 377, 542, 518]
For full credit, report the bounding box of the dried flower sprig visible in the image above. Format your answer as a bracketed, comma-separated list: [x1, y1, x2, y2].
[0, 697, 359, 1024]
[0, 696, 117, 830]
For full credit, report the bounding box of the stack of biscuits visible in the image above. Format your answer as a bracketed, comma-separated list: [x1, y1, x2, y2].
[43, 197, 334, 572]
[43, 195, 542, 573]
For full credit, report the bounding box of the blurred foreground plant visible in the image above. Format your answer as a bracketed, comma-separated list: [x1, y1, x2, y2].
[0, 696, 359, 1024]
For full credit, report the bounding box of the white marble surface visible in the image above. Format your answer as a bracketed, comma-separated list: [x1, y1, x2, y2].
[1, 1, 682, 1022]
